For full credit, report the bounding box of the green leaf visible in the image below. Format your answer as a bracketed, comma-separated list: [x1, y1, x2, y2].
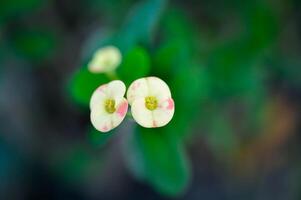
[242, 1, 278, 49]
[81, 0, 167, 67]
[124, 127, 191, 196]
[153, 39, 185, 76]
[206, 38, 266, 99]
[81, 29, 118, 64]
[68, 66, 109, 107]
[51, 143, 105, 185]
[115, 0, 167, 52]
[205, 113, 239, 159]
[87, 126, 115, 148]
[11, 29, 57, 61]
[117, 46, 150, 86]
[0, 0, 44, 22]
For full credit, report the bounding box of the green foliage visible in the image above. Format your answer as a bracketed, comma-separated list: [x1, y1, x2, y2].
[52, 144, 105, 184]
[242, 1, 278, 48]
[116, 0, 167, 51]
[69, 66, 109, 107]
[205, 112, 239, 158]
[70, 0, 166, 107]
[68, 0, 288, 197]
[124, 127, 190, 196]
[11, 29, 57, 62]
[117, 46, 150, 86]
[88, 126, 115, 148]
[0, 0, 44, 22]
[120, 7, 206, 196]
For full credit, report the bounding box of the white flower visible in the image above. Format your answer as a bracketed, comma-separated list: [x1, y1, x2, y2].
[88, 46, 122, 73]
[90, 80, 128, 132]
[127, 77, 175, 128]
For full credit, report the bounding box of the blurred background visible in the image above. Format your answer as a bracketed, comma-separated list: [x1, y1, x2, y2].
[1, 0, 301, 199]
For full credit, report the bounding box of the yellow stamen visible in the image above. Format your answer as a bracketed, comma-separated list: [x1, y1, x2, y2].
[145, 96, 158, 111]
[105, 99, 116, 114]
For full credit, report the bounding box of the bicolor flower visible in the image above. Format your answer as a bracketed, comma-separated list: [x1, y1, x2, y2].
[90, 80, 128, 132]
[88, 45, 122, 73]
[127, 77, 175, 128]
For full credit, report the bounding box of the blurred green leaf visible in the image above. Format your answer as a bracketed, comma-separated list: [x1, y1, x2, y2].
[81, 29, 117, 64]
[0, 0, 44, 22]
[206, 38, 266, 99]
[266, 55, 301, 88]
[153, 39, 185, 76]
[88, 126, 115, 147]
[242, 1, 278, 49]
[115, 0, 167, 52]
[153, 9, 208, 140]
[68, 66, 109, 107]
[161, 9, 199, 46]
[167, 65, 208, 140]
[81, 0, 166, 68]
[11, 29, 57, 61]
[124, 127, 190, 196]
[205, 113, 239, 159]
[117, 46, 150, 86]
[51, 144, 105, 185]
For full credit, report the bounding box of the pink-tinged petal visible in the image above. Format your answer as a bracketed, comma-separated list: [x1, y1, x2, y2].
[152, 98, 175, 127]
[131, 98, 155, 128]
[112, 98, 128, 128]
[90, 84, 108, 110]
[116, 98, 128, 118]
[159, 97, 174, 110]
[90, 80, 128, 132]
[90, 108, 112, 133]
[127, 78, 149, 105]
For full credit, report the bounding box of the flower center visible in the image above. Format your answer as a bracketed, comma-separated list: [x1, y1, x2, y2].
[103, 58, 112, 66]
[145, 96, 158, 111]
[105, 99, 116, 114]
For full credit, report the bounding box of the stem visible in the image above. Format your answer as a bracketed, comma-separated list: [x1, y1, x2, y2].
[106, 71, 119, 80]
[126, 111, 133, 118]
[126, 111, 136, 122]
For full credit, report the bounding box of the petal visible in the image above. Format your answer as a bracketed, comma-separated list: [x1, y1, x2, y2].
[90, 80, 126, 110]
[127, 78, 149, 105]
[146, 77, 171, 102]
[91, 98, 128, 132]
[152, 97, 175, 127]
[112, 98, 128, 127]
[88, 46, 122, 73]
[127, 77, 172, 105]
[131, 97, 155, 128]
[107, 80, 126, 104]
[90, 83, 108, 110]
[90, 107, 113, 133]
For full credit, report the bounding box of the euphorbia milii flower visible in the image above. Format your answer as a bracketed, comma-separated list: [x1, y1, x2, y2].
[90, 80, 128, 132]
[127, 77, 175, 128]
[88, 45, 122, 73]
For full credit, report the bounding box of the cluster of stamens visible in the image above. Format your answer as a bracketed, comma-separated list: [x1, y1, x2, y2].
[145, 96, 158, 111]
[105, 99, 116, 113]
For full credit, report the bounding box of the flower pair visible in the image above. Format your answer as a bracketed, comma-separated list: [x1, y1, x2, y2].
[90, 77, 175, 132]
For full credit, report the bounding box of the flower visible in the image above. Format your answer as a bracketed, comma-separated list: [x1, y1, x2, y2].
[88, 45, 122, 73]
[127, 77, 175, 128]
[90, 80, 128, 132]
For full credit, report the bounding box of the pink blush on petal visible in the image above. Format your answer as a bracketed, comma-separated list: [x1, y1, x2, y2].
[102, 125, 109, 132]
[132, 81, 141, 90]
[97, 84, 107, 92]
[166, 98, 174, 110]
[152, 120, 157, 128]
[117, 101, 128, 117]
